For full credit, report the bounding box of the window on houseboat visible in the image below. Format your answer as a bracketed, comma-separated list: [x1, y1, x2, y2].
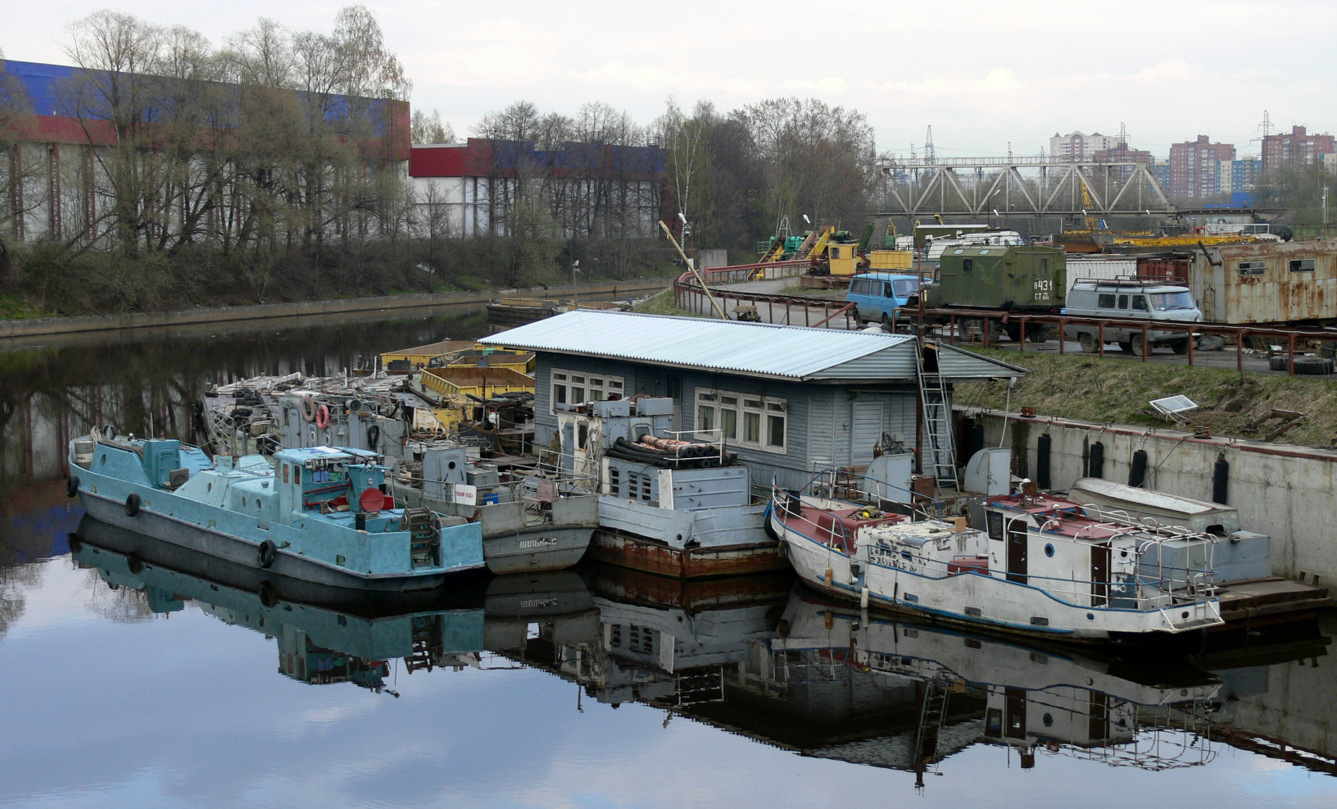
[551, 368, 624, 412]
[695, 390, 786, 452]
[1290, 259, 1316, 273]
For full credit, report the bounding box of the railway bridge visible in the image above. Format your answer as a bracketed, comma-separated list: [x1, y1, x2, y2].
[873, 155, 1274, 221]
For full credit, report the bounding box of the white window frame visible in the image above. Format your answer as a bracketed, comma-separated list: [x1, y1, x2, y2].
[551, 368, 623, 412]
[695, 388, 786, 452]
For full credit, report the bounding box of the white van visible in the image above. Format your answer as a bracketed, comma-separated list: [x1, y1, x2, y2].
[1063, 278, 1201, 354]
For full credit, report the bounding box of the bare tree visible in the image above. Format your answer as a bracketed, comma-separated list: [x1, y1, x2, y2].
[0, 51, 36, 278]
[412, 108, 454, 144]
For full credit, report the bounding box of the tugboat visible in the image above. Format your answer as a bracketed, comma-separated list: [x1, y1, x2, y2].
[768, 476, 1224, 642]
[67, 429, 485, 595]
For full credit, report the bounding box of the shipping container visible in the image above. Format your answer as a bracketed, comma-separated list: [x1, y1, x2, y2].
[1063, 255, 1137, 294]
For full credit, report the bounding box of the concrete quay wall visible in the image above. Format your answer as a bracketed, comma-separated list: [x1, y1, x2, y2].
[0, 280, 669, 340]
[967, 408, 1337, 585]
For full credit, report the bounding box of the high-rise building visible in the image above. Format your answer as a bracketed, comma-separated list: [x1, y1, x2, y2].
[1168, 136, 1236, 198]
[1091, 143, 1154, 183]
[1261, 126, 1336, 174]
[1049, 131, 1122, 162]
[1232, 158, 1262, 191]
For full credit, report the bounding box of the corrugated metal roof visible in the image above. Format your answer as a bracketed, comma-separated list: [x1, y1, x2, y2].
[935, 343, 1027, 379]
[482, 311, 1023, 382]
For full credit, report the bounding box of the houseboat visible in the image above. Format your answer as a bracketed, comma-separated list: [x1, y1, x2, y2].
[769, 478, 1226, 641]
[67, 429, 485, 595]
[553, 397, 786, 578]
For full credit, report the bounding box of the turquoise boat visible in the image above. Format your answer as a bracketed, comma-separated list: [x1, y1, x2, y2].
[67, 431, 485, 594]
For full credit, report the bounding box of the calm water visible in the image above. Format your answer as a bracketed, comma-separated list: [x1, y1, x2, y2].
[2, 310, 1337, 808]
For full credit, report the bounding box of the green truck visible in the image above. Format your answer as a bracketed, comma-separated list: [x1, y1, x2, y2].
[922, 245, 1066, 341]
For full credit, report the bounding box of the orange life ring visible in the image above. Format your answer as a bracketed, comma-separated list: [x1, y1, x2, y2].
[316, 404, 330, 429]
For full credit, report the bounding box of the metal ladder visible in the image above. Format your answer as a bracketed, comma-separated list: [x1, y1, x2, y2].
[914, 339, 958, 489]
[914, 678, 952, 766]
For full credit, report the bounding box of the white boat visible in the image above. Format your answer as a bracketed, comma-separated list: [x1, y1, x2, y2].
[769, 476, 1224, 642]
[553, 398, 786, 578]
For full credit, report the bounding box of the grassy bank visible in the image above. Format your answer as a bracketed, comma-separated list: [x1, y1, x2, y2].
[956, 348, 1337, 448]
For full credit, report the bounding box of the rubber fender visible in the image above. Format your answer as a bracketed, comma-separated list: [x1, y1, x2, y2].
[258, 539, 277, 569]
[125, 493, 141, 517]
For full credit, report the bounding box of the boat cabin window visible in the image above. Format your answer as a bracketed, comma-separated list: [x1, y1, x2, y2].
[1117, 295, 1128, 310]
[986, 511, 1002, 540]
[1097, 293, 1116, 308]
[1131, 295, 1148, 311]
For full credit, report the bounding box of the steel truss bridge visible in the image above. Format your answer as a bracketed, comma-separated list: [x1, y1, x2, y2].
[875, 156, 1177, 219]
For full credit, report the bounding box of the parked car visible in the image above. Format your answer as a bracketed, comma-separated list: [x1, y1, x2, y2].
[845, 272, 920, 328]
[1063, 278, 1202, 354]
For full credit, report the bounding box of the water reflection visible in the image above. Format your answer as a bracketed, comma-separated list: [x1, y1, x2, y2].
[61, 515, 1337, 791]
[0, 307, 489, 486]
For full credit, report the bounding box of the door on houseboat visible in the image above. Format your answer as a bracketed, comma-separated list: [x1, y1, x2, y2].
[1006, 520, 1028, 584]
[1091, 544, 1110, 607]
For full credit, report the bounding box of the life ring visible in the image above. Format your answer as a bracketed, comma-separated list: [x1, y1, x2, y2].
[302, 395, 317, 422]
[125, 493, 141, 517]
[66, 476, 80, 498]
[367, 424, 380, 449]
[316, 404, 330, 429]
[258, 539, 277, 569]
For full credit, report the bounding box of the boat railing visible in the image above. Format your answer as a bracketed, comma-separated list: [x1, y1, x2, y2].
[801, 468, 943, 518]
[532, 446, 602, 491]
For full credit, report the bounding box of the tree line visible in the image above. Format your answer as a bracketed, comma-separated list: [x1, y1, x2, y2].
[0, 7, 881, 315]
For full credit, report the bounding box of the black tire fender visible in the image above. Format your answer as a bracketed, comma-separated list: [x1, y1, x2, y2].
[125, 493, 140, 517]
[258, 539, 277, 569]
[66, 476, 80, 498]
[126, 552, 143, 574]
[259, 581, 278, 608]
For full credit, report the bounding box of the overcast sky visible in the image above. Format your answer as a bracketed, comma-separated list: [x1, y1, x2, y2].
[5, 0, 1335, 159]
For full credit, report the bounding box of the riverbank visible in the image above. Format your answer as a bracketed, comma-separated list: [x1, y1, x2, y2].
[0, 279, 670, 343]
[958, 347, 1337, 449]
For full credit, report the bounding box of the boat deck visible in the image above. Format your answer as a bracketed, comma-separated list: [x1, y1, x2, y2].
[1216, 577, 1331, 622]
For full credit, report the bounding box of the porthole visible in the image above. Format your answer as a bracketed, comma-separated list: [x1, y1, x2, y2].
[1087, 612, 1095, 620]
[1042, 713, 1053, 727]
[1044, 543, 1055, 557]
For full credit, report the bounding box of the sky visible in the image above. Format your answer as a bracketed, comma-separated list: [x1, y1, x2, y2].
[4, 0, 1337, 160]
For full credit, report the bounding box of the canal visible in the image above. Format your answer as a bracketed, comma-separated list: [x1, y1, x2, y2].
[2, 307, 1336, 807]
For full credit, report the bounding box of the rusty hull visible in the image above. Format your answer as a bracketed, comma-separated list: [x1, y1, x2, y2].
[584, 560, 794, 611]
[589, 530, 788, 579]
[1195, 239, 1337, 325]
